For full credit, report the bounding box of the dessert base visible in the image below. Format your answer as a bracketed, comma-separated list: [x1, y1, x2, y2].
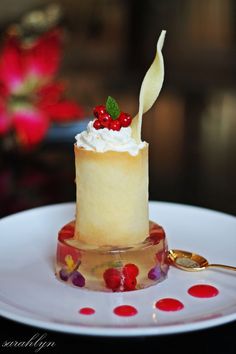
[55, 221, 169, 292]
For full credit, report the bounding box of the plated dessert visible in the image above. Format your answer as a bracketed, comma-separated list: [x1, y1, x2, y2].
[56, 30, 169, 291]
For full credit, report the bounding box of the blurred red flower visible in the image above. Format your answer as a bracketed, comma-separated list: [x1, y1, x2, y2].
[0, 29, 84, 148]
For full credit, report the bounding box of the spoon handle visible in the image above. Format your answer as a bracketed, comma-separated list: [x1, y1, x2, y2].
[208, 264, 236, 271]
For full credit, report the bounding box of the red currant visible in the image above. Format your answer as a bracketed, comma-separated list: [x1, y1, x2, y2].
[93, 105, 106, 118]
[103, 268, 121, 291]
[123, 277, 137, 291]
[109, 120, 121, 131]
[156, 250, 165, 263]
[99, 113, 112, 128]
[123, 263, 139, 278]
[119, 112, 132, 127]
[93, 119, 102, 130]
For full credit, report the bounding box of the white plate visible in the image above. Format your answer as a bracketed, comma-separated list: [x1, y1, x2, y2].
[0, 202, 235, 336]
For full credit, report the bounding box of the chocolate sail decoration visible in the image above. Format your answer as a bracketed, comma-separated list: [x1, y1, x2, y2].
[132, 30, 166, 142]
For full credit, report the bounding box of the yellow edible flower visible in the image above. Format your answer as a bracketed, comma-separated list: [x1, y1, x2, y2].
[65, 255, 75, 272]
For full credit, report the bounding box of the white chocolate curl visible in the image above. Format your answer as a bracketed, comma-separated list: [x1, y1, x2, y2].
[132, 30, 166, 142]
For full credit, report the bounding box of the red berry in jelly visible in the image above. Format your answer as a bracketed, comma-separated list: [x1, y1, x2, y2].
[119, 112, 132, 127]
[109, 120, 121, 131]
[123, 263, 139, 278]
[99, 113, 112, 128]
[93, 119, 102, 130]
[103, 268, 121, 291]
[123, 277, 137, 291]
[93, 105, 106, 118]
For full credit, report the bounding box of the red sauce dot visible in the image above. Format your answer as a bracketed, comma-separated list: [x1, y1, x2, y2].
[155, 298, 184, 311]
[188, 284, 219, 298]
[113, 305, 138, 317]
[79, 307, 95, 315]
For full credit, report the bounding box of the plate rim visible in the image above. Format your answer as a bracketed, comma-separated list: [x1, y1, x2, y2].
[1, 200, 236, 222]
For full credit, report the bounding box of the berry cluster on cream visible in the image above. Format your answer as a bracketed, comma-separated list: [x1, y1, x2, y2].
[93, 96, 132, 131]
[75, 96, 146, 156]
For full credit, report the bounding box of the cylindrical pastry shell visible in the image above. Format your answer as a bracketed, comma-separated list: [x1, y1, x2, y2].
[74, 144, 149, 246]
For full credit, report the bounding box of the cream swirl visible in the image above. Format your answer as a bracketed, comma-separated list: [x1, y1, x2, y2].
[75, 121, 146, 156]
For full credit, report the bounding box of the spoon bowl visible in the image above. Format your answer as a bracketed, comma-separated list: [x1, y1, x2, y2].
[168, 249, 236, 272]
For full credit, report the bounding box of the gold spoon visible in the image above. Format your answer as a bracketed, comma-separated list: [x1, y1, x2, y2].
[168, 249, 236, 272]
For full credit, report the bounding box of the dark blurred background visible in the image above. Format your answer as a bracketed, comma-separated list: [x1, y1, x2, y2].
[0, 0, 236, 217]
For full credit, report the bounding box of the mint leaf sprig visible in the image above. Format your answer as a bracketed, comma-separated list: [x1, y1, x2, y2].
[106, 96, 120, 120]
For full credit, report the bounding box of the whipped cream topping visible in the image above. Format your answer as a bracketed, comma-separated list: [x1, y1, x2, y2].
[75, 121, 146, 156]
